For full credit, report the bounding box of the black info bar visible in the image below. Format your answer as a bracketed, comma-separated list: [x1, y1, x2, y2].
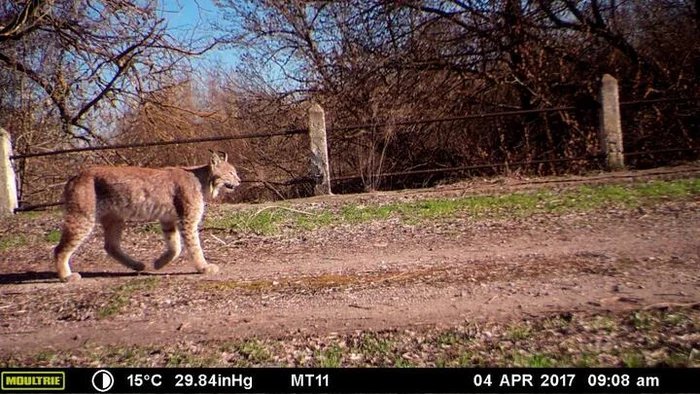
[0, 368, 697, 393]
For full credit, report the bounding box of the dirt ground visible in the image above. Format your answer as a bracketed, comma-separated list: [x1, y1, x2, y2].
[1, 166, 699, 362]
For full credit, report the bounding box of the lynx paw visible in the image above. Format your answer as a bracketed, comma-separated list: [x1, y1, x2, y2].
[61, 273, 82, 283]
[199, 264, 219, 275]
[130, 262, 146, 272]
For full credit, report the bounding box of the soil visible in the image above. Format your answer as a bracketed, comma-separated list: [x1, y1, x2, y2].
[1, 165, 699, 360]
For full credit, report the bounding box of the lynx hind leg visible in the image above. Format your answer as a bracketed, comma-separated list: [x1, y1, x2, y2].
[180, 214, 218, 275]
[153, 220, 182, 270]
[54, 214, 94, 282]
[102, 217, 146, 272]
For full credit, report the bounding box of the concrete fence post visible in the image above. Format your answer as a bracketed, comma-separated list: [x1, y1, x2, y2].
[0, 128, 18, 215]
[599, 74, 625, 170]
[308, 104, 332, 196]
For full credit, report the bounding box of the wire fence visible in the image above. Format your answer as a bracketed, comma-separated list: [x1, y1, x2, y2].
[619, 97, 699, 107]
[11, 97, 699, 161]
[331, 155, 605, 183]
[330, 147, 700, 183]
[327, 97, 699, 134]
[12, 97, 698, 161]
[10, 128, 307, 160]
[15, 146, 698, 212]
[8, 95, 700, 212]
[327, 105, 580, 134]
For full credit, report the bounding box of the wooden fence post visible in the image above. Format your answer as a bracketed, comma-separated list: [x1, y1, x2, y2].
[308, 104, 332, 196]
[599, 74, 625, 170]
[0, 128, 18, 215]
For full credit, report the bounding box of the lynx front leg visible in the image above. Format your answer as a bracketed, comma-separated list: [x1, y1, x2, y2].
[54, 214, 94, 282]
[102, 217, 146, 272]
[180, 213, 218, 275]
[153, 220, 182, 270]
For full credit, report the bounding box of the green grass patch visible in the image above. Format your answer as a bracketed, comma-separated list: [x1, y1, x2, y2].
[295, 211, 335, 231]
[628, 311, 656, 330]
[394, 356, 417, 367]
[235, 339, 272, 364]
[588, 316, 618, 332]
[44, 229, 62, 243]
[359, 335, 394, 357]
[136, 222, 162, 234]
[207, 207, 286, 235]
[572, 351, 602, 367]
[662, 312, 691, 325]
[205, 178, 700, 236]
[35, 350, 57, 363]
[513, 352, 557, 367]
[435, 331, 462, 346]
[457, 350, 481, 367]
[620, 350, 646, 367]
[505, 323, 533, 341]
[317, 345, 344, 367]
[664, 350, 695, 367]
[0, 234, 30, 250]
[164, 349, 219, 367]
[19, 211, 44, 219]
[97, 278, 160, 319]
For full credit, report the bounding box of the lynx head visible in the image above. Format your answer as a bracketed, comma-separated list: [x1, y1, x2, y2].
[208, 150, 240, 199]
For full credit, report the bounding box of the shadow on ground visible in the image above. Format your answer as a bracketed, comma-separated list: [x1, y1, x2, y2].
[0, 271, 191, 285]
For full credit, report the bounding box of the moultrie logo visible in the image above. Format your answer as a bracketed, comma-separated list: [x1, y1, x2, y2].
[1, 371, 65, 391]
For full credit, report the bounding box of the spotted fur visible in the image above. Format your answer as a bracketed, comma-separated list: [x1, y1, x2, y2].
[53, 151, 240, 282]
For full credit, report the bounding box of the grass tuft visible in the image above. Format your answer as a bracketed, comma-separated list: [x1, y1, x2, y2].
[317, 345, 343, 367]
[44, 229, 62, 244]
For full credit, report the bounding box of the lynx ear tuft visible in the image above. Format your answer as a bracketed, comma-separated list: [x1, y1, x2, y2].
[209, 150, 221, 166]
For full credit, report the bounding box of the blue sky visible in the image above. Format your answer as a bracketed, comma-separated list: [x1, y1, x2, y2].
[160, 0, 238, 66]
[159, 1, 299, 92]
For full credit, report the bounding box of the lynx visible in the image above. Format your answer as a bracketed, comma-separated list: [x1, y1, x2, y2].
[53, 151, 240, 282]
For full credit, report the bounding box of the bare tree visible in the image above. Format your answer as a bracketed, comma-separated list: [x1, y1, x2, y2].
[12, 0, 693, 204]
[0, 0, 214, 143]
[1, 0, 219, 206]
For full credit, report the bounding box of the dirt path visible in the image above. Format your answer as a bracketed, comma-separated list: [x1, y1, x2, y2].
[1, 169, 699, 359]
